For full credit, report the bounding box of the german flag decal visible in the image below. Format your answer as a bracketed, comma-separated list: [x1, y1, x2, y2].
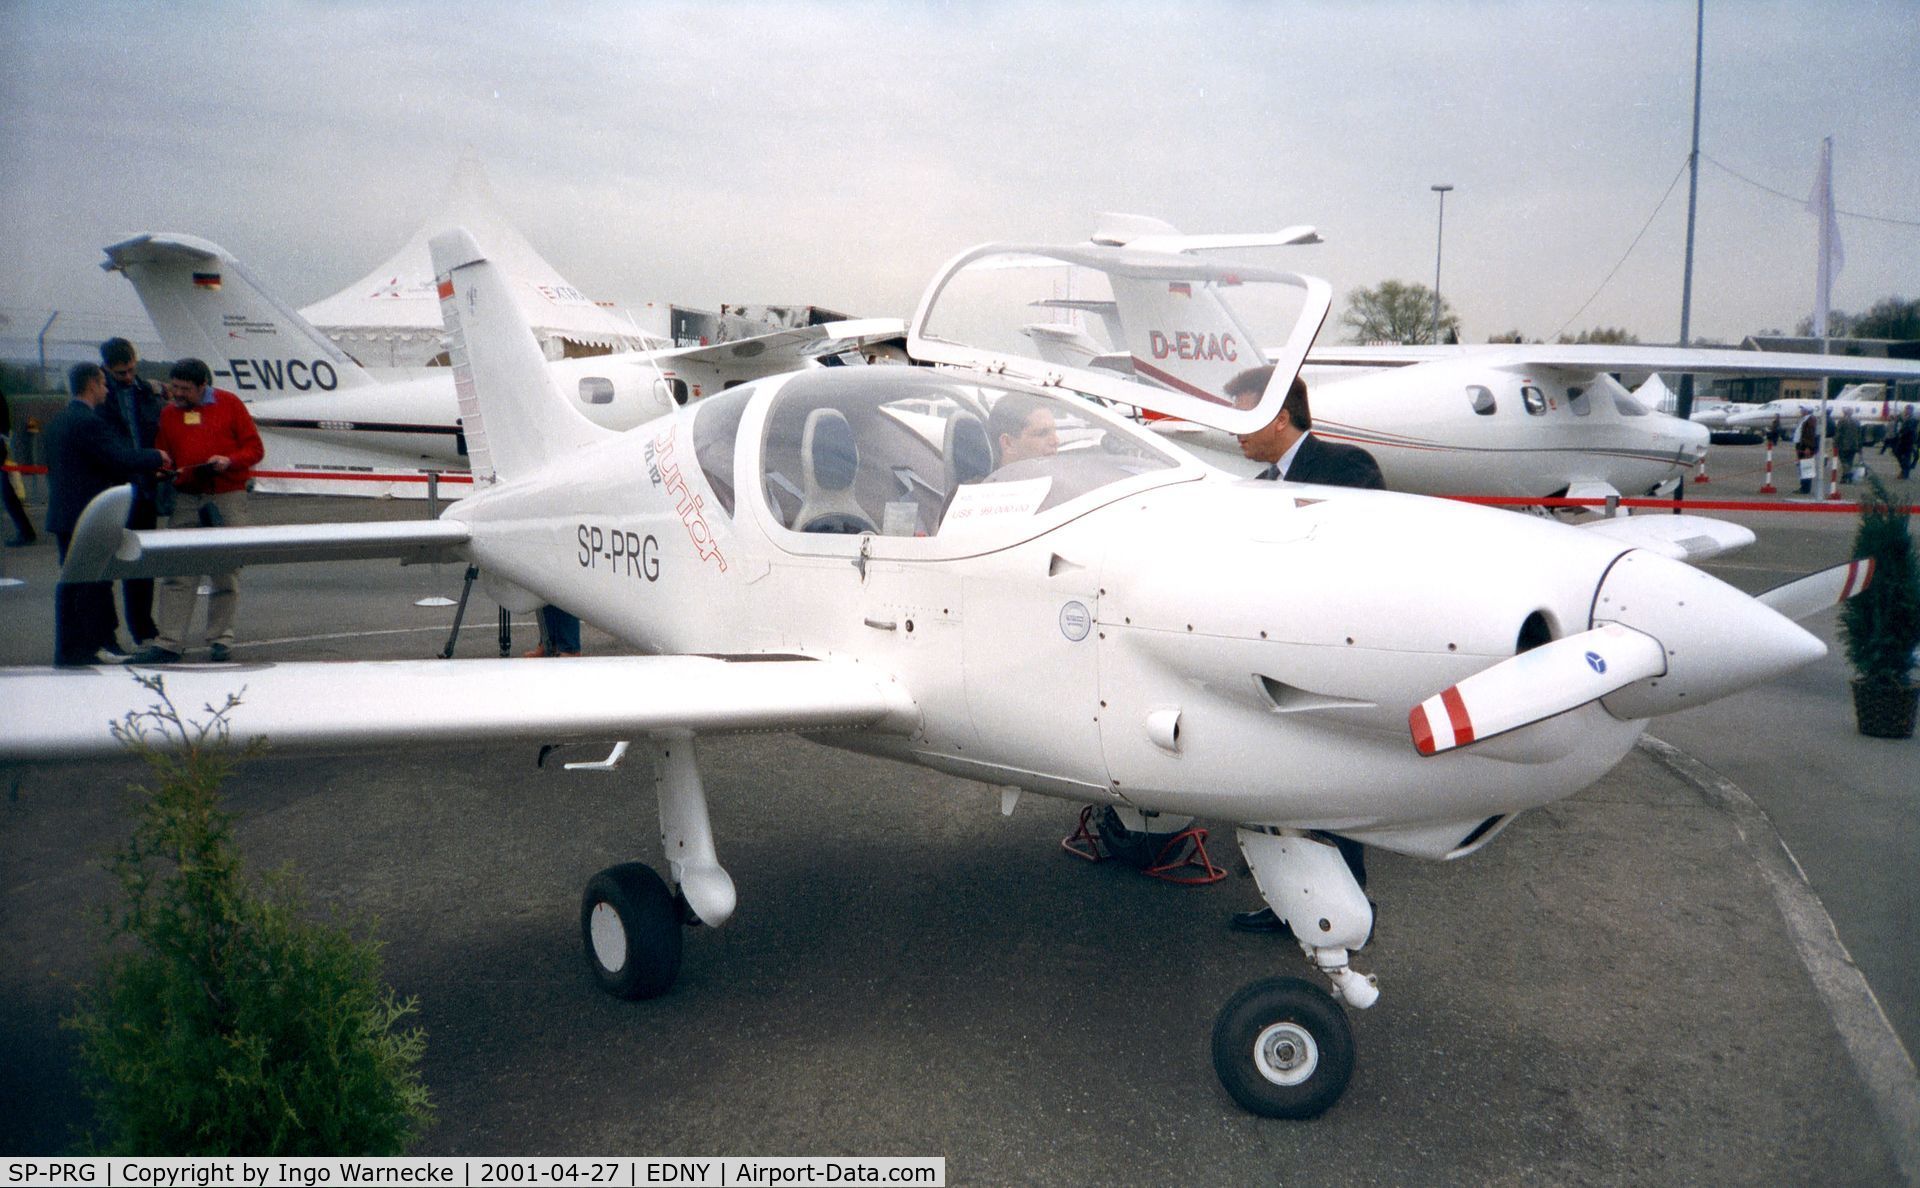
[191, 272, 222, 290]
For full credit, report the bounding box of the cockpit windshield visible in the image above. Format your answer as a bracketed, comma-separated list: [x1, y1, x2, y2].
[751, 368, 1182, 540]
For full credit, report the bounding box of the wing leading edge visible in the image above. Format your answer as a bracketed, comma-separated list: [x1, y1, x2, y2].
[0, 655, 918, 763]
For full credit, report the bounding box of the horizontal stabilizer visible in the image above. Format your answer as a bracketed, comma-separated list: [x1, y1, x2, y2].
[60, 485, 469, 582]
[1758, 558, 1875, 621]
[1580, 514, 1756, 563]
[1411, 623, 1668, 757]
[0, 655, 918, 762]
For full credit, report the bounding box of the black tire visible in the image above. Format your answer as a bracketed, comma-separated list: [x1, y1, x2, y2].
[580, 862, 683, 1000]
[1211, 976, 1355, 1119]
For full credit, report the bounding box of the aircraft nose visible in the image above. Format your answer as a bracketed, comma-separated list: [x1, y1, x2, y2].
[1592, 549, 1826, 719]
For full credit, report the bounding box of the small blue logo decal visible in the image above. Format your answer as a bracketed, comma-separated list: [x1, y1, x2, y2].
[1585, 651, 1606, 674]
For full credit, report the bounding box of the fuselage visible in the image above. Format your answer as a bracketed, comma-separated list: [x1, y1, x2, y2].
[443, 367, 1801, 860]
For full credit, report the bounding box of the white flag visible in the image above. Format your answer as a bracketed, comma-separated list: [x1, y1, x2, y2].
[1806, 137, 1845, 338]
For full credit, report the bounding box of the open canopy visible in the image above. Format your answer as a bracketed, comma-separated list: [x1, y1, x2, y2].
[907, 241, 1332, 437]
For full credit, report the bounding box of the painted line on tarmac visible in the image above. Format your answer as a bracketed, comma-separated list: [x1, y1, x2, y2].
[1639, 735, 1920, 1184]
[245, 623, 534, 648]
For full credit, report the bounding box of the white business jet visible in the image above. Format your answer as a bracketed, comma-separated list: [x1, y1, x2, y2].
[3, 230, 1867, 1120]
[103, 232, 902, 496]
[1026, 215, 1920, 501]
[1721, 382, 1920, 432]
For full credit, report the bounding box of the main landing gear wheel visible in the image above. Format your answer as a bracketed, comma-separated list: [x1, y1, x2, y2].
[581, 862, 682, 999]
[1211, 976, 1355, 1119]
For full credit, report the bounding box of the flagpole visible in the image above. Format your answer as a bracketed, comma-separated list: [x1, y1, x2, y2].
[1674, 0, 1704, 513]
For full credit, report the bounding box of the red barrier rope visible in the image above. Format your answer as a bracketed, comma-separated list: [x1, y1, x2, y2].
[4, 462, 1909, 511]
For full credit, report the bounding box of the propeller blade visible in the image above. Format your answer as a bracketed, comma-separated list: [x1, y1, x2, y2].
[1757, 558, 1875, 621]
[1410, 623, 1668, 757]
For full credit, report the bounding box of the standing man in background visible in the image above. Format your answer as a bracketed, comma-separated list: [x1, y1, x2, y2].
[44, 363, 168, 665]
[130, 358, 264, 665]
[1223, 364, 1382, 936]
[97, 338, 166, 643]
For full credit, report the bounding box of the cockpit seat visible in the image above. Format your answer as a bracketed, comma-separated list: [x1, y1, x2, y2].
[793, 407, 876, 534]
[944, 410, 993, 489]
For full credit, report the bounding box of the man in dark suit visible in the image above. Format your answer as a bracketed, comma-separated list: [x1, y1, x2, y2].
[1225, 365, 1385, 489]
[44, 362, 168, 666]
[1223, 365, 1381, 934]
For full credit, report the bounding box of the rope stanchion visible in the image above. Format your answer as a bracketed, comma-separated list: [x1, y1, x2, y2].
[1758, 440, 1778, 494]
[414, 471, 457, 608]
[1693, 455, 1710, 484]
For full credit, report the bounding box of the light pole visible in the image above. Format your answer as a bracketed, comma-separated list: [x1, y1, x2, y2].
[1430, 184, 1453, 344]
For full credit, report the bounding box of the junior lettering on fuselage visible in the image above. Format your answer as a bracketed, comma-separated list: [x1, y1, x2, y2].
[221, 358, 340, 392]
[577, 525, 659, 581]
[1148, 330, 1238, 363]
[646, 429, 728, 572]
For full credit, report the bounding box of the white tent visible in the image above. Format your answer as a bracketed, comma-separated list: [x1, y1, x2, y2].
[300, 155, 657, 368]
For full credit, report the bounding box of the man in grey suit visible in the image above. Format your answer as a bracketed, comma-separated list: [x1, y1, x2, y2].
[1226, 365, 1385, 489]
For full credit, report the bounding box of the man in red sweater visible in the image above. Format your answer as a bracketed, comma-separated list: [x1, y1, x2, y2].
[129, 358, 265, 665]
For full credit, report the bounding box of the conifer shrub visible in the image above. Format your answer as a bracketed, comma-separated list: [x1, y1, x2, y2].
[66, 676, 433, 1154]
[1841, 473, 1920, 688]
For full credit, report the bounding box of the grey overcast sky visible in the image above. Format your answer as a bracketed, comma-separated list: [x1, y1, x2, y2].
[2, 1, 1916, 350]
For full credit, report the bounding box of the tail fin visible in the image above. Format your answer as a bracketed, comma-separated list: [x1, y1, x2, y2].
[101, 233, 375, 395]
[431, 227, 607, 484]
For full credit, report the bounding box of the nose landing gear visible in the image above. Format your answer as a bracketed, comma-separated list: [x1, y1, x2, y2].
[1216, 828, 1378, 1117]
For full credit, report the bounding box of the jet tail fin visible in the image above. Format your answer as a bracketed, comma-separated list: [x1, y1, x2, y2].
[431, 227, 607, 484]
[101, 233, 375, 395]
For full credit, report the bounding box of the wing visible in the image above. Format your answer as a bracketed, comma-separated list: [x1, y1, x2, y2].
[0, 654, 917, 762]
[57, 486, 470, 582]
[1310, 343, 1920, 382]
[660, 317, 905, 373]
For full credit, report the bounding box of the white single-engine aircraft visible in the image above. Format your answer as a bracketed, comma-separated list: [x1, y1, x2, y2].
[1022, 215, 1920, 501]
[2, 229, 1871, 1119]
[104, 232, 902, 496]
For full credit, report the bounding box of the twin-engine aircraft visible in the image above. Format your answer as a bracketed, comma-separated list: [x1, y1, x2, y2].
[1019, 215, 1920, 501]
[103, 232, 901, 496]
[2, 229, 1868, 1119]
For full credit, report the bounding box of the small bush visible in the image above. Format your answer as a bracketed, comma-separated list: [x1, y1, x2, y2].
[66, 676, 433, 1154]
[1840, 474, 1920, 688]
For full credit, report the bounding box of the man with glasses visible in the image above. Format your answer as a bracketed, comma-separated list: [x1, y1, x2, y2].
[97, 338, 166, 643]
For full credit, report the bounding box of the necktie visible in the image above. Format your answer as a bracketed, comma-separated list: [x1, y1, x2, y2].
[1259, 463, 1281, 481]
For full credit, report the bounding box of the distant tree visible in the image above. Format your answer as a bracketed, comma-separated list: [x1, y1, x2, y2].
[1486, 330, 1533, 344]
[1556, 327, 1641, 345]
[1793, 299, 1920, 339]
[1851, 297, 1920, 341]
[1796, 311, 1857, 337]
[1340, 280, 1458, 345]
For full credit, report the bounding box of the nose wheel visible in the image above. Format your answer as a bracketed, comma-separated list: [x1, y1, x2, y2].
[1211, 977, 1354, 1118]
[581, 862, 683, 999]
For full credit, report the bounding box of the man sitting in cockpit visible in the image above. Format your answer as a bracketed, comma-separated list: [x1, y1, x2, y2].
[986, 394, 1059, 469]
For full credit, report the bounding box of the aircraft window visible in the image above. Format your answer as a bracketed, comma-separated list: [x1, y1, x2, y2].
[1612, 391, 1650, 417]
[1521, 385, 1548, 416]
[579, 377, 615, 405]
[1467, 385, 1496, 416]
[660, 378, 690, 406]
[759, 369, 1179, 539]
[692, 385, 756, 517]
[1567, 386, 1591, 417]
